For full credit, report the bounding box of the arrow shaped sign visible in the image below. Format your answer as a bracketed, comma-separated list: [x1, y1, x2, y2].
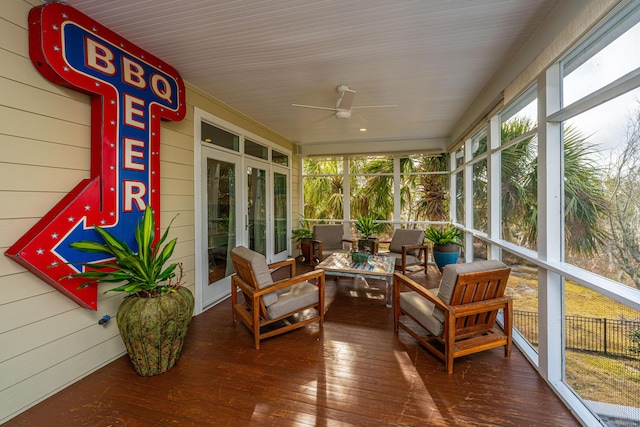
[5, 3, 186, 310]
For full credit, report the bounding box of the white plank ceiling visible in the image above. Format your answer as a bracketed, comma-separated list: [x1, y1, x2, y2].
[64, 0, 560, 154]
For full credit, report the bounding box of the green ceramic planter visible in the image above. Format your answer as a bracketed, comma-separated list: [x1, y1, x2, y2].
[352, 251, 371, 263]
[117, 286, 194, 376]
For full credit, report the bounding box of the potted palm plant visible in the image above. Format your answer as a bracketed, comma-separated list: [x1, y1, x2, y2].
[68, 205, 194, 376]
[291, 218, 314, 262]
[425, 224, 463, 271]
[354, 213, 382, 254]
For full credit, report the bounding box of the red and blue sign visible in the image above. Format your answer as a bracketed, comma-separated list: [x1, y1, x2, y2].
[5, 3, 186, 310]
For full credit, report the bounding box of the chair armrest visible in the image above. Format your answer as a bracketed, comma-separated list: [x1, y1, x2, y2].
[342, 238, 356, 248]
[401, 244, 428, 251]
[232, 274, 259, 297]
[271, 269, 325, 290]
[268, 258, 296, 277]
[450, 296, 511, 317]
[393, 272, 446, 309]
[232, 269, 325, 298]
[258, 269, 325, 296]
[401, 244, 428, 262]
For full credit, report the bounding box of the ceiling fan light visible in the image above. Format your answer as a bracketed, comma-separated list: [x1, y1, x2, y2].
[335, 110, 351, 119]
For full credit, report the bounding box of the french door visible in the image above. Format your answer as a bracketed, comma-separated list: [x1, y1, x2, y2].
[244, 161, 289, 262]
[245, 159, 268, 256]
[272, 166, 289, 262]
[200, 147, 241, 309]
[195, 109, 291, 312]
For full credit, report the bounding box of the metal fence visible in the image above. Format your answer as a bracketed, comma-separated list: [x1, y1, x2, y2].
[513, 310, 640, 358]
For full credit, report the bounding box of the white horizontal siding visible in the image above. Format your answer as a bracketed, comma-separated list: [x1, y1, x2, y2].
[0, 1, 297, 423]
[0, 2, 195, 423]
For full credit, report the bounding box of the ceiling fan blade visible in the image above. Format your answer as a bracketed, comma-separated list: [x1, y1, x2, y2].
[292, 103, 337, 111]
[351, 104, 398, 109]
[352, 112, 368, 126]
[311, 112, 336, 127]
[336, 88, 356, 110]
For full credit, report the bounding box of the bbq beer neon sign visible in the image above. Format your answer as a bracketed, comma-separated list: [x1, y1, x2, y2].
[5, 3, 186, 309]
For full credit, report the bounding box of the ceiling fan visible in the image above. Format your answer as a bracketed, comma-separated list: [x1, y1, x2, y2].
[292, 85, 397, 121]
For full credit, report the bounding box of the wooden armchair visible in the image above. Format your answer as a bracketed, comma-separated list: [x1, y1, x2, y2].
[231, 246, 325, 349]
[377, 228, 429, 274]
[311, 224, 355, 265]
[393, 260, 512, 373]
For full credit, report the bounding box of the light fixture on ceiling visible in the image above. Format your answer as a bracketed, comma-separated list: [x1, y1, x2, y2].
[360, 128, 367, 132]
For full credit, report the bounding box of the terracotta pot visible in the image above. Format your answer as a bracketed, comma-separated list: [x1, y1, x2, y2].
[116, 286, 194, 376]
[300, 237, 313, 263]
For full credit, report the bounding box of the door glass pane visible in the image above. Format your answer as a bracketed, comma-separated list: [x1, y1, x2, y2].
[274, 172, 287, 255]
[207, 159, 236, 283]
[247, 166, 267, 255]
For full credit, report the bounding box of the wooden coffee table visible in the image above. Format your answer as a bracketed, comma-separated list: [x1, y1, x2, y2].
[315, 252, 396, 307]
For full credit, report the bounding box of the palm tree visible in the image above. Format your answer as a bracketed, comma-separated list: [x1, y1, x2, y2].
[413, 154, 449, 222]
[498, 118, 608, 255]
[302, 158, 344, 220]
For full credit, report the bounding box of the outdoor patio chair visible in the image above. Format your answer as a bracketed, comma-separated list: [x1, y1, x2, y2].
[377, 228, 428, 274]
[393, 260, 512, 373]
[230, 246, 325, 349]
[311, 224, 355, 265]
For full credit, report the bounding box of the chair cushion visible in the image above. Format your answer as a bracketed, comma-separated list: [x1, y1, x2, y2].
[389, 229, 425, 256]
[433, 260, 508, 323]
[266, 281, 319, 319]
[399, 291, 443, 337]
[314, 224, 344, 249]
[231, 246, 278, 307]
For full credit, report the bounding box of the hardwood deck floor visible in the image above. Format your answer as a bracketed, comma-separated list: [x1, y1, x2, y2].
[7, 262, 580, 426]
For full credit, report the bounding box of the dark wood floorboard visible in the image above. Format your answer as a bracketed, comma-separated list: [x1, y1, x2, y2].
[6, 262, 580, 426]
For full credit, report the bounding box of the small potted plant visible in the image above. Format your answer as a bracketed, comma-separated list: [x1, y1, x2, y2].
[425, 224, 463, 271]
[291, 218, 314, 262]
[67, 205, 194, 376]
[354, 213, 382, 253]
